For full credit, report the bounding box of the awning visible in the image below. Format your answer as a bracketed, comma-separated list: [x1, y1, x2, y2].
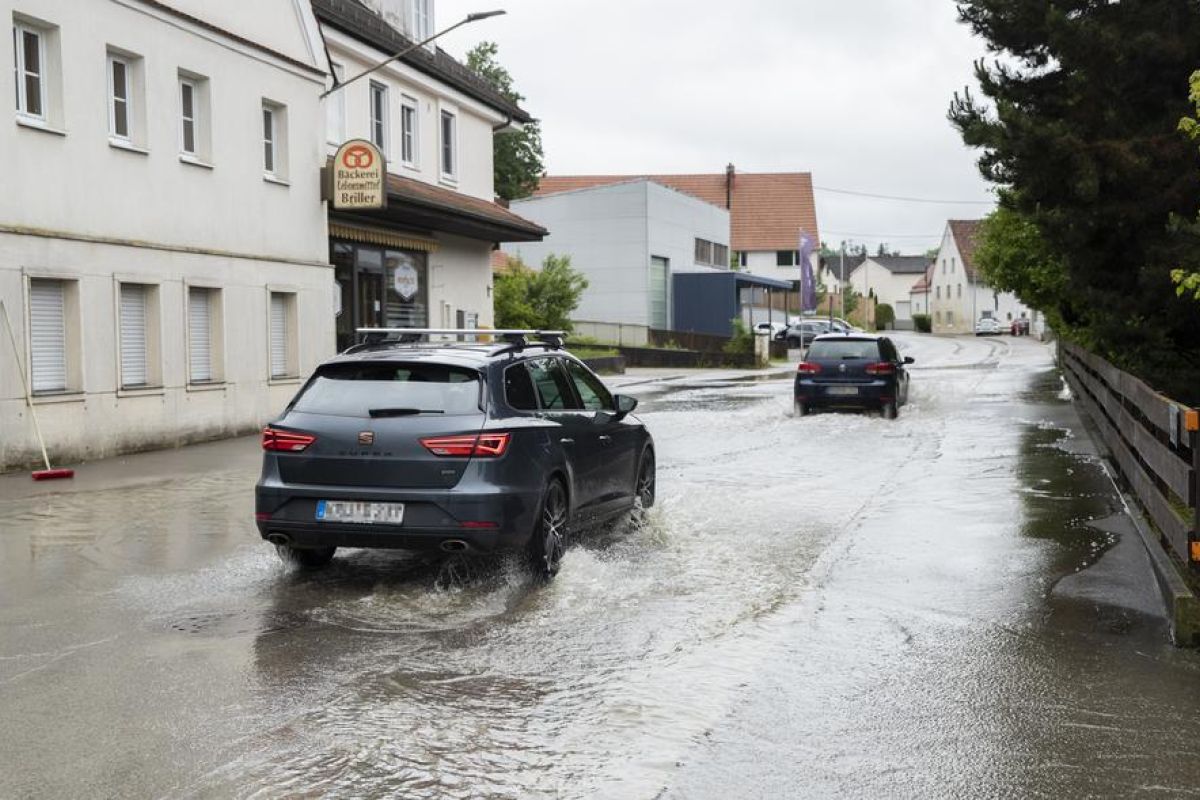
[328, 221, 439, 252]
[329, 173, 548, 244]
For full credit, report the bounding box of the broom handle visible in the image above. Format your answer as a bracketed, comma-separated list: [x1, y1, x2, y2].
[0, 300, 53, 471]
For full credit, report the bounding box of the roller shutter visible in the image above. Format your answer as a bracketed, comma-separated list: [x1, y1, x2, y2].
[188, 288, 211, 382]
[29, 280, 66, 393]
[269, 293, 288, 378]
[119, 283, 147, 387]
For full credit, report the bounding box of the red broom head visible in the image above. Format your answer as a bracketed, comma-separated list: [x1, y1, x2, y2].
[32, 468, 74, 481]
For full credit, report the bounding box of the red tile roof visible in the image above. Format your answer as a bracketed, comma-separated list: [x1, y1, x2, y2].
[948, 219, 983, 281]
[910, 265, 933, 294]
[490, 250, 513, 272]
[534, 171, 819, 252]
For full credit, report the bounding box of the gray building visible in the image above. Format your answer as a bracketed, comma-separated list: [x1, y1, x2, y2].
[504, 179, 730, 344]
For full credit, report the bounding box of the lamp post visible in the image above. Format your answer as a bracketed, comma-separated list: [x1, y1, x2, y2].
[320, 10, 507, 99]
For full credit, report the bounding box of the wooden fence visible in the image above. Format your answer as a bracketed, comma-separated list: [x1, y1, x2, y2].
[1059, 341, 1199, 566]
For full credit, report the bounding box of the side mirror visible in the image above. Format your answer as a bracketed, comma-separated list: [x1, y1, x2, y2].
[613, 394, 638, 418]
[903, 356, 915, 365]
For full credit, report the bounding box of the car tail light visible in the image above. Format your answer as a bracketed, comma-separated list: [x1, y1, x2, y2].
[262, 427, 316, 452]
[421, 433, 511, 457]
[796, 362, 822, 375]
[865, 362, 896, 376]
[460, 520, 499, 529]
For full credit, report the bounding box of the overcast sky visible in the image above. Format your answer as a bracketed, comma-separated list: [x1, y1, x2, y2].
[436, 0, 997, 255]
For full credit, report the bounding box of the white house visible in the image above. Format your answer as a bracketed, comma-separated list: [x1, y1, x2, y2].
[909, 265, 932, 318]
[844, 255, 932, 327]
[504, 179, 753, 342]
[313, 0, 545, 350]
[1, 0, 332, 472]
[929, 220, 1034, 334]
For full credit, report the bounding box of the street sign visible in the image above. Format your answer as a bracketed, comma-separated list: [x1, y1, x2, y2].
[331, 139, 386, 210]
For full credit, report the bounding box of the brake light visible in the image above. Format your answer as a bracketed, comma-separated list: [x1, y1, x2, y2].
[421, 433, 511, 458]
[865, 362, 896, 376]
[796, 362, 822, 375]
[262, 427, 316, 452]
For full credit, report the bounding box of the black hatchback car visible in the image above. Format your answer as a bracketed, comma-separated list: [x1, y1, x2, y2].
[793, 333, 913, 418]
[255, 332, 655, 578]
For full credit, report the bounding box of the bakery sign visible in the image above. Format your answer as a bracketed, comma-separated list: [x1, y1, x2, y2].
[331, 139, 386, 210]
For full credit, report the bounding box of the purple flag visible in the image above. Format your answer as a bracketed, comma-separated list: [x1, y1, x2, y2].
[799, 230, 817, 312]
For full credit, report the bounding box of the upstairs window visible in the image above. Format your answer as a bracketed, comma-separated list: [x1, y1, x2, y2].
[370, 81, 388, 155]
[440, 109, 456, 179]
[179, 78, 196, 154]
[262, 105, 276, 173]
[261, 100, 288, 180]
[412, 0, 432, 41]
[400, 95, 417, 166]
[108, 53, 130, 140]
[714, 243, 729, 268]
[776, 250, 798, 267]
[694, 238, 713, 265]
[12, 22, 44, 118]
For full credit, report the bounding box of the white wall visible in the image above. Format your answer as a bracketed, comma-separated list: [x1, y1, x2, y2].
[324, 29, 499, 203]
[0, 0, 332, 471]
[429, 233, 494, 329]
[0, 233, 334, 470]
[742, 249, 836, 291]
[166, 0, 323, 68]
[1, 0, 328, 264]
[507, 182, 652, 326]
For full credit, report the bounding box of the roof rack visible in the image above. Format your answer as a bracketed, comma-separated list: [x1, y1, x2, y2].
[347, 328, 565, 354]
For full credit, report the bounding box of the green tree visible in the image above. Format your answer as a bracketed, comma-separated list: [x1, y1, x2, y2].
[949, 0, 1200, 402]
[466, 42, 544, 201]
[493, 254, 588, 332]
[1175, 70, 1200, 302]
[974, 203, 1067, 329]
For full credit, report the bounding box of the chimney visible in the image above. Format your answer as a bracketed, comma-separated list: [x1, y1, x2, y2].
[725, 163, 735, 209]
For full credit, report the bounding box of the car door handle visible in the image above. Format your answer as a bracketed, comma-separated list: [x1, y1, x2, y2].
[598, 435, 612, 444]
[560, 437, 575, 445]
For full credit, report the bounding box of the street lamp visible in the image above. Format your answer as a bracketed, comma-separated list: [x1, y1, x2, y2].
[320, 10, 507, 99]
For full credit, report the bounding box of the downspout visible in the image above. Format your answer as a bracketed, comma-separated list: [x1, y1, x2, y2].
[316, 22, 339, 90]
[492, 113, 515, 133]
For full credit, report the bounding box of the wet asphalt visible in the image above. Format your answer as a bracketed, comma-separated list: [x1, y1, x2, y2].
[2, 334, 1200, 799]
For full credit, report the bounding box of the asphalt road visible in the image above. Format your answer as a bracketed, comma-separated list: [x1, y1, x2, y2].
[2, 334, 1199, 799]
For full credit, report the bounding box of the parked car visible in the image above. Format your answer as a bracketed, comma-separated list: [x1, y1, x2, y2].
[794, 333, 914, 419]
[753, 321, 788, 338]
[255, 332, 655, 579]
[782, 320, 832, 347]
[974, 316, 1001, 336]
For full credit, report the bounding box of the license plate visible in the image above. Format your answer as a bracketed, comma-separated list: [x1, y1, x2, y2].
[316, 500, 405, 524]
[826, 386, 859, 396]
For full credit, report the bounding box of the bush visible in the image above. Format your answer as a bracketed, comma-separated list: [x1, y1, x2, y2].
[876, 303, 895, 330]
[912, 313, 932, 333]
[494, 253, 588, 332]
[722, 318, 753, 354]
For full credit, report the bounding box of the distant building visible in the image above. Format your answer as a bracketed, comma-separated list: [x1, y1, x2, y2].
[845, 255, 933, 328]
[909, 265, 933, 319]
[535, 165, 827, 291]
[1, 0, 331, 471]
[929, 220, 1033, 334]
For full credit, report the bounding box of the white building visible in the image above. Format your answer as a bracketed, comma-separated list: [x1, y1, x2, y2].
[844, 255, 932, 328]
[505, 179, 742, 342]
[929, 220, 1034, 334]
[313, 0, 545, 350]
[1, 0, 333, 472]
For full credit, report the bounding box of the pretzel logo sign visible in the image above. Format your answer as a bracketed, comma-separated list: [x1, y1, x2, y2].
[331, 139, 386, 210]
[342, 145, 374, 170]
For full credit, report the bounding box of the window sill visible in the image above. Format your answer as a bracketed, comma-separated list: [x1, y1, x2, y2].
[439, 175, 458, 188]
[263, 174, 290, 187]
[117, 385, 165, 398]
[109, 138, 149, 155]
[268, 376, 302, 386]
[179, 154, 213, 170]
[186, 381, 226, 393]
[402, 161, 420, 173]
[16, 116, 67, 136]
[31, 391, 85, 405]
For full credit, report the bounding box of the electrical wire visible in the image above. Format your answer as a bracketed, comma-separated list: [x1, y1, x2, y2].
[814, 185, 995, 205]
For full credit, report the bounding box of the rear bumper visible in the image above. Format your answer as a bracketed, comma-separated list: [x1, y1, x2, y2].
[255, 483, 541, 553]
[794, 377, 894, 408]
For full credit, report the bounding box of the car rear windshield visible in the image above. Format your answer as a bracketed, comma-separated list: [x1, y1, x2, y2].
[291, 362, 482, 417]
[807, 339, 881, 360]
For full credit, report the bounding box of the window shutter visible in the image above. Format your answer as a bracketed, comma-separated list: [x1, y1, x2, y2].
[188, 288, 212, 382]
[29, 280, 66, 392]
[269, 293, 288, 378]
[119, 284, 147, 387]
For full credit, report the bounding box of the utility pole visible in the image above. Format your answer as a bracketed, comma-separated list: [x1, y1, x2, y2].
[839, 245, 845, 320]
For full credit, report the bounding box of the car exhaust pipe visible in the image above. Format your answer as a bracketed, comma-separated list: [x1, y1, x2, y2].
[266, 532, 291, 547]
[441, 539, 468, 552]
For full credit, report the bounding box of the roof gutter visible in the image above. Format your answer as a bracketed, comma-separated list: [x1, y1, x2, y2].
[492, 112, 514, 133]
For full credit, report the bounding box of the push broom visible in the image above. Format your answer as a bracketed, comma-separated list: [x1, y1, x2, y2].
[0, 300, 74, 480]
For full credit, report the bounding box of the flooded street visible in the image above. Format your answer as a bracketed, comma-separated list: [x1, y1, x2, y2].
[3, 334, 1200, 799]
